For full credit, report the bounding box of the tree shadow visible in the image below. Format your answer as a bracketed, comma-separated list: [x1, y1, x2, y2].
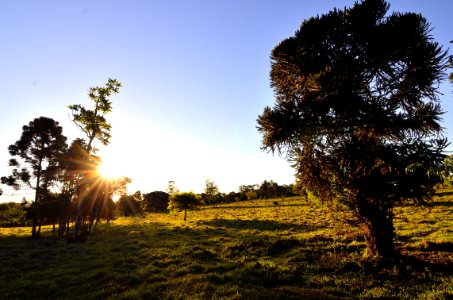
[430, 201, 453, 207]
[402, 241, 453, 253]
[205, 203, 307, 210]
[434, 190, 453, 197]
[199, 218, 323, 232]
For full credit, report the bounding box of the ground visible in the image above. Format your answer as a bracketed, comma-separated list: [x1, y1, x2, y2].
[0, 194, 452, 299]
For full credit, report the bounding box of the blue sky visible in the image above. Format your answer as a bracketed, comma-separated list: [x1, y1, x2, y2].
[0, 0, 452, 202]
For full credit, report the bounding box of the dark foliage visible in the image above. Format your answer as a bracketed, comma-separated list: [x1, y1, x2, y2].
[257, 0, 448, 258]
[117, 193, 143, 217]
[1, 117, 67, 237]
[142, 191, 170, 212]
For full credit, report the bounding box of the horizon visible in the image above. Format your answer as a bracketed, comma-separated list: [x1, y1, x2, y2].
[1, 0, 452, 203]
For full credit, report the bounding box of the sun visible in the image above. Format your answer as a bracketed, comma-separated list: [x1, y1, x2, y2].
[97, 156, 125, 179]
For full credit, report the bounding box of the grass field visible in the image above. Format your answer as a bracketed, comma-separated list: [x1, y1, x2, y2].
[0, 194, 452, 299]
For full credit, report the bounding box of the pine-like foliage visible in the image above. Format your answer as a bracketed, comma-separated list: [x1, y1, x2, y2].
[257, 0, 448, 258]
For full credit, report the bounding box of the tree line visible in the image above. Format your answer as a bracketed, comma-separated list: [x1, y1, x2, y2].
[0, 178, 302, 227]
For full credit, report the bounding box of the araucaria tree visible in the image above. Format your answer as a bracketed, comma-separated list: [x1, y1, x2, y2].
[257, 0, 448, 259]
[1, 117, 67, 238]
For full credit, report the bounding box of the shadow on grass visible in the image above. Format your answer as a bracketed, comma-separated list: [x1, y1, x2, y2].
[199, 219, 324, 232]
[435, 190, 453, 197]
[403, 241, 453, 253]
[431, 201, 453, 207]
[205, 203, 307, 210]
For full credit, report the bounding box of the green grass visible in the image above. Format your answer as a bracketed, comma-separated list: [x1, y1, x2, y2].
[0, 195, 452, 299]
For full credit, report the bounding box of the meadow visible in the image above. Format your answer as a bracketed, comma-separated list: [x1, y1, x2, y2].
[0, 194, 452, 299]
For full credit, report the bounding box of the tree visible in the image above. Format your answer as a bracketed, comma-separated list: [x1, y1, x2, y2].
[88, 176, 131, 231]
[449, 40, 452, 83]
[0, 202, 28, 227]
[142, 191, 170, 212]
[57, 138, 90, 237]
[117, 191, 142, 217]
[257, 0, 447, 259]
[166, 180, 178, 196]
[258, 180, 279, 199]
[168, 192, 201, 221]
[68, 78, 121, 240]
[1, 117, 67, 237]
[203, 179, 219, 205]
[68, 78, 121, 153]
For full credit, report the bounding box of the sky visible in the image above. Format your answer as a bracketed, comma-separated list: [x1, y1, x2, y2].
[0, 0, 452, 202]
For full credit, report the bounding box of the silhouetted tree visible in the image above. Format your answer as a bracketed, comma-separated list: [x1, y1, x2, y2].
[57, 138, 90, 237]
[168, 192, 201, 221]
[68, 78, 121, 240]
[1, 117, 67, 237]
[449, 41, 452, 83]
[88, 176, 131, 232]
[117, 191, 142, 217]
[142, 191, 170, 212]
[257, 0, 447, 259]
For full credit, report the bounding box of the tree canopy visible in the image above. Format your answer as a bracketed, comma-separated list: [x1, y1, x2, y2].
[1, 116, 67, 237]
[257, 0, 448, 259]
[68, 78, 121, 153]
[168, 192, 201, 221]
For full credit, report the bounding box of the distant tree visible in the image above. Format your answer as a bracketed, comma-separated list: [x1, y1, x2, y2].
[258, 180, 279, 199]
[89, 176, 131, 231]
[257, 0, 447, 259]
[117, 191, 142, 217]
[166, 180, 179, 196]
[0, 202, 28, 227]
[203, 179, 220, 205]
[1, 117, 67, 237]
[168, 192, 201, 221]
[68, 78, 121, 240]
[224, 191, 243, 203]
[239, 184, 258, 200]
[142, 191, 170, 212]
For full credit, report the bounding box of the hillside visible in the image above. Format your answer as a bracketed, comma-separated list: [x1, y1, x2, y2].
[0, 195, 452, 299]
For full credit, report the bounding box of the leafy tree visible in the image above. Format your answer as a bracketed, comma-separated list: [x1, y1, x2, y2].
[258, 180, 279, 199]
[257, 0, 447, 259]
[203, 179, 220, 205]
[68, 78, 121, 153]
[68, 78, 121, 240]
[168, 192, 201, 221]
[1, 117, 67, 237]
[117, 191, 142, 217]
[142, 191, 170, 212]
[0, 202, 28, 227]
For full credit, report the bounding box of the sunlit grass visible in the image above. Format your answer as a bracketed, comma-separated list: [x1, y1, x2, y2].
[0, 195, 452, 299]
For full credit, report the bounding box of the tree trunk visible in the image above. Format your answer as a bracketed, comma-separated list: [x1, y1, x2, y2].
[184, 209, 187, 221]
[32, 160, 42, 238]
[38, 217, 42, 235]
[31, 212, 39, 238]
[361, 205, 395, 259]
[72, 201, 85, 241]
